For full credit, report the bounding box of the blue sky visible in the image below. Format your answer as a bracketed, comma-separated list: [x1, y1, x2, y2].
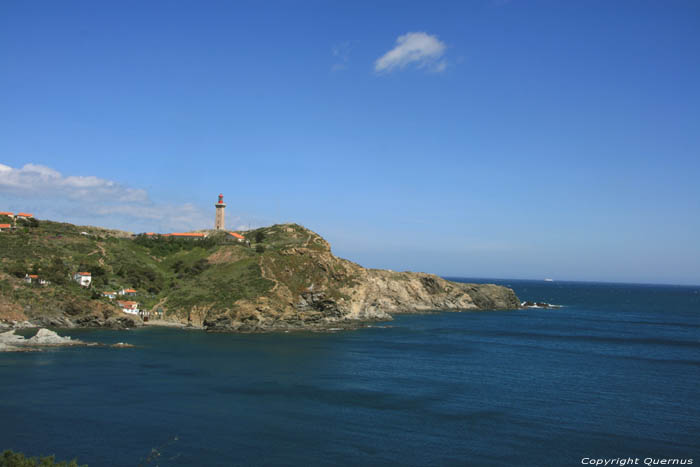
[1, 0, 699, 285]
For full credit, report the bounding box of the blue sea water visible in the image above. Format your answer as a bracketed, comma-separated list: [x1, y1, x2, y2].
[1, 279, 699, 466]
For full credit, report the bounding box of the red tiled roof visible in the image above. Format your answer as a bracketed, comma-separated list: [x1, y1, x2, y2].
[117, 300, 138, 307]
[122, 288, 136, 293]
[16, 213, 33, 217]
[28, 274, 39, 279]
[103, 291, 116, 295]
[77, 272, 91, 276]
[229, 232, 245, 239]
[0, 212, 13, 216]
[0, 224, 11, 228]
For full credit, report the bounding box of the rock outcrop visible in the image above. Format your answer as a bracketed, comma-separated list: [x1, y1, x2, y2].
[0, 328, 133, 351]
[0, 328, 81, 351]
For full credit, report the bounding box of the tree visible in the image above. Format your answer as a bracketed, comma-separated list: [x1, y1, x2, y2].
[45, 257, 69, 285]
[255, 231, 265, 243]
[255, 245, 265, 254]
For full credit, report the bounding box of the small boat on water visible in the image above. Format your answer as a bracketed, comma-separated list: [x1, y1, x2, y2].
[544, 278, 554, 282]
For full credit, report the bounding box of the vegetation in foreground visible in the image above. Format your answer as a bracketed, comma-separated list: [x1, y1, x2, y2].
[0, 450, 85, 467]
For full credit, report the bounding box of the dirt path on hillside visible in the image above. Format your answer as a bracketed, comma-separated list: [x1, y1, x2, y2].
[149, 297, 168, 313]
[87, 243, 107, 266]
[259, 256, 279, 293]
[302, 235, 312, 248]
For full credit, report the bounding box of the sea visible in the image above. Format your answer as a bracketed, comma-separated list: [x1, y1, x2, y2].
[1, 279, 698, 466]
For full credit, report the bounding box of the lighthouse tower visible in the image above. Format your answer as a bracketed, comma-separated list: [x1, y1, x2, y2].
[214, 193, 226, 230]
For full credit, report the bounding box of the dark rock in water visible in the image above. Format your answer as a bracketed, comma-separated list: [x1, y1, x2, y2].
[521, 301, 562, 309]
[111, 342, 135, 348]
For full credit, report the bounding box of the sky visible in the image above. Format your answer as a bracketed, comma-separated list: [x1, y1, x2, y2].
[1, 0, 699, 285]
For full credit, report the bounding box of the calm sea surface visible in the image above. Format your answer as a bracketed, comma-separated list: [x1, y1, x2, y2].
[1, 279, 699, 466]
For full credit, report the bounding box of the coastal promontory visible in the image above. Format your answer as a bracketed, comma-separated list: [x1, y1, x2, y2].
[0, 219, 519, 332]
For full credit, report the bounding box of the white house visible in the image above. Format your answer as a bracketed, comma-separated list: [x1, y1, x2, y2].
[120, 288, 137, 296]
[102, 291, 117, 299]
[0, 223, 12, 232]
[24, 274, 39, 284]
[73, 272, 92, 287]
[15, 212, 33, 220]
[117, 300, 139, 315]
[25, 274, 50, 286]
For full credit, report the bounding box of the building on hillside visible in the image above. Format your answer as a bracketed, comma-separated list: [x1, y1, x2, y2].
[215, 194, 226, 230]
[116, 300, 152, 320]
[16, 213, 33, 220]
[0, 224, 12, 232]
[120, 288, 137, 296]
[25, 274, 50, 286]
[0, 212, 13, 217]
[102, 291, 117, 299]
[164, 232, 207, 239]
[229, 232, 245, 242]
[73, 272, 92, 287]
[117, 300, 139, 315]
[24, 274, 38, 284]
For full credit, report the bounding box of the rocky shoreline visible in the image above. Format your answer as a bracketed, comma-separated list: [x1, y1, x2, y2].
[199, 270, 522, 332]
[0, 276, 523, 333]
[0, 221, 523, 333]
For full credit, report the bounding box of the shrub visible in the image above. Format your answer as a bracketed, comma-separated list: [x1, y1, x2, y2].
[0, 449, 85, 467]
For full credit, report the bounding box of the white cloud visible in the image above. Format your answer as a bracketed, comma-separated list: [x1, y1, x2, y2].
[0, 163, 264, 233]
[374, 32, 447, 73]
[0, 163, 148, 202]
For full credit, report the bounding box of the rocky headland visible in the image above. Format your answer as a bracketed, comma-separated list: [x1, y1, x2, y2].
[0, 219, 520, 332]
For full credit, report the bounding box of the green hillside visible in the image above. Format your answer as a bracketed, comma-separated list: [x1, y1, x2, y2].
[0, 218, 336, 327]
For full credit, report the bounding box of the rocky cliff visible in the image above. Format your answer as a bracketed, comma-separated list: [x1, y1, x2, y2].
[190, 226, 520, 331]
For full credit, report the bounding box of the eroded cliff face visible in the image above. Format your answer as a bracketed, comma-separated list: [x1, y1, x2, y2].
[194, 229, 520, 332]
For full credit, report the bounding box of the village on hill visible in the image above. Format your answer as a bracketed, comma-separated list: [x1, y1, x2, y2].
[1, 194, 251, 321]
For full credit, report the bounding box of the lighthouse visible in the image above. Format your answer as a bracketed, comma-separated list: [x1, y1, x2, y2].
[214, 193, 226, 230]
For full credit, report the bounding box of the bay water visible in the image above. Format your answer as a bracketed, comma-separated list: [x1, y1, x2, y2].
[1, 279, 698, 466]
